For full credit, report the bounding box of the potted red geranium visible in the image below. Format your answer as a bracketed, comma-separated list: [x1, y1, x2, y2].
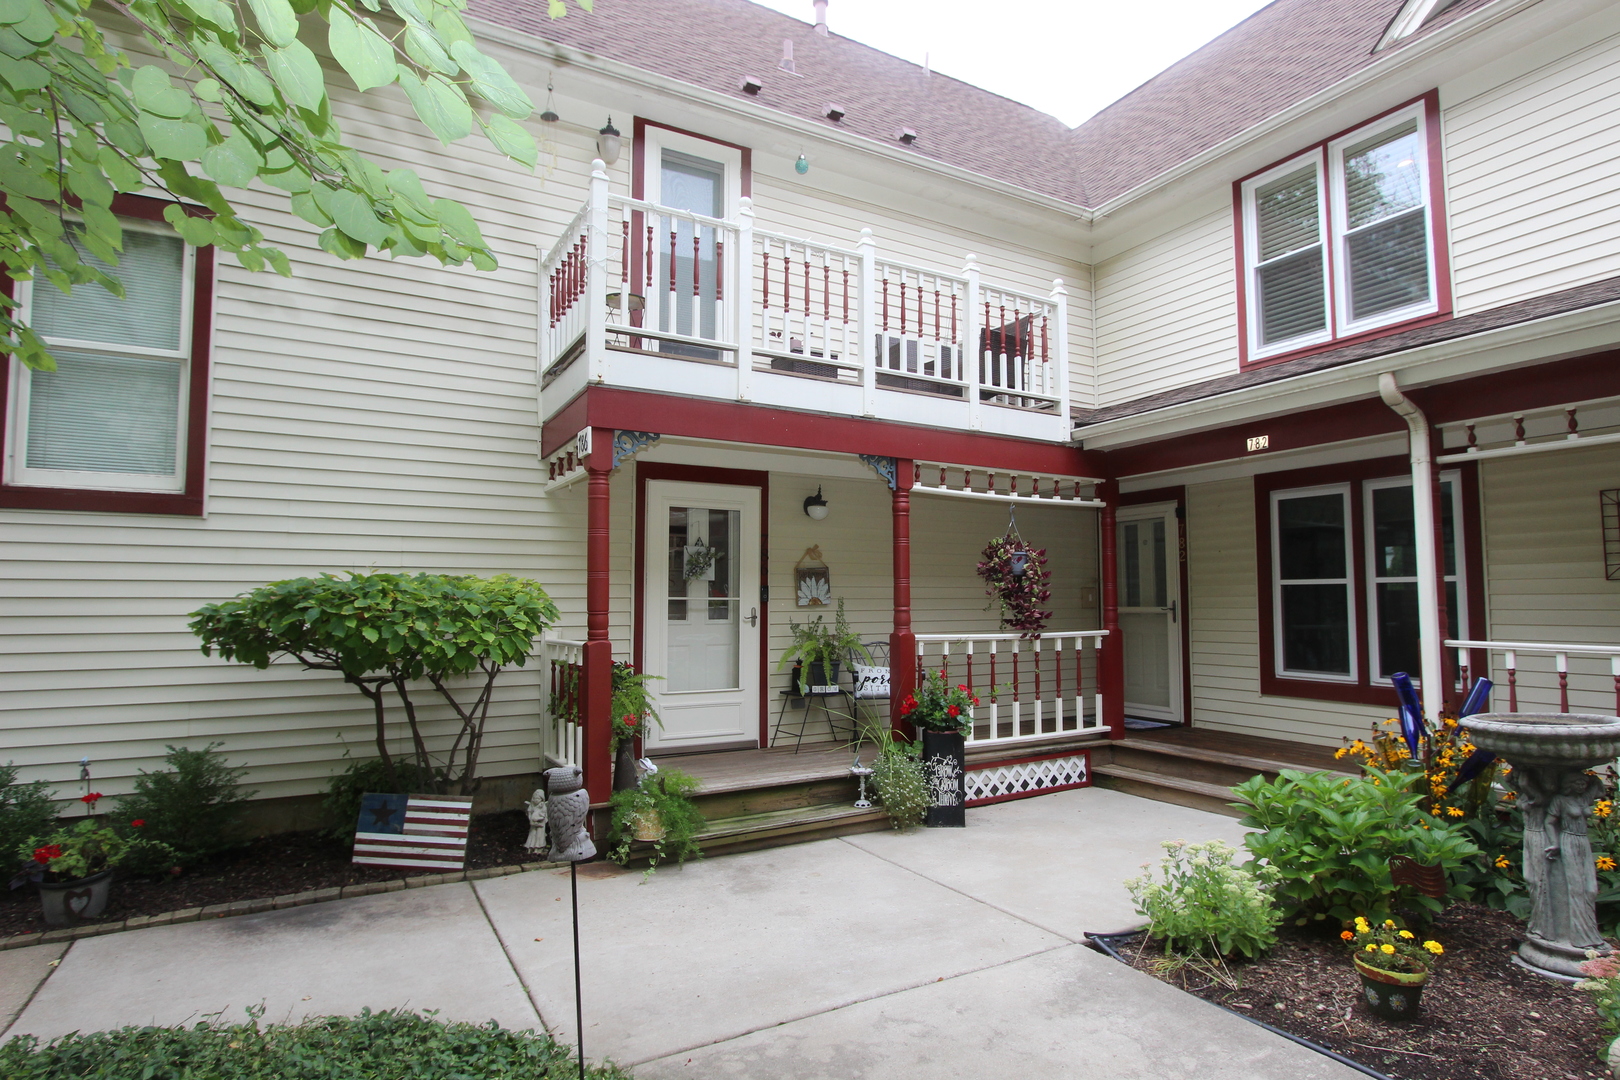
[898, 669, 977, 828]
[14, 812, 128, 926]
[609, 662, 662, 792]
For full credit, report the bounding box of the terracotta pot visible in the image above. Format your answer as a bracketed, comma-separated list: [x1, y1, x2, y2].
[1353, 956, 1428, 1020]
[38, 869, 114, 926]
[631, 807, 665, 842]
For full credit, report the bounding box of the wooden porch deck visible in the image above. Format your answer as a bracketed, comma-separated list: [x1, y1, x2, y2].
[649, 744, 863, 795]
[1117, 726, 1353, 774]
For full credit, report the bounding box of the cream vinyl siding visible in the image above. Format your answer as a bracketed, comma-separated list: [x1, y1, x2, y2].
[1477, 444, 1620, 713]
[1185, 478, 1387, 747]
[1093, 209, 1237, 409]
[1446, 30, 1620, 314]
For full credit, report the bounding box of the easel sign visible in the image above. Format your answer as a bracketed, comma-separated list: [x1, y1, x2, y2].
[795, 545, 831, 607]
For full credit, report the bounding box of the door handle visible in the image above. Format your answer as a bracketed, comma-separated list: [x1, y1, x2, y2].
[1165, 599, 1178, 623]
[745, 607, 758, 627]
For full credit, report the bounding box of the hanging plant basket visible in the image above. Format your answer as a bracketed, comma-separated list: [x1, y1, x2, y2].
[976, 514, 1052, 638]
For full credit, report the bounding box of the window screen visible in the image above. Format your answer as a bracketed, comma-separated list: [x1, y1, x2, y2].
[1253, 167, 1326, 347]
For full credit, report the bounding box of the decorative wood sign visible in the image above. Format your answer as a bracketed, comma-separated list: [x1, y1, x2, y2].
[795, 545, 831, 607]
[353, 793, 473, 871]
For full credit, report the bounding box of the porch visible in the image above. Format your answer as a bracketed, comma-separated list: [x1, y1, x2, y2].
[538, 163, 1072, 443]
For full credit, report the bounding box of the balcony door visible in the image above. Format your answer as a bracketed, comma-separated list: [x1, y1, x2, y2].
[641, 126, 742, 355]
[642, 479, 762, 750]
[1117, 503, 1184, 724]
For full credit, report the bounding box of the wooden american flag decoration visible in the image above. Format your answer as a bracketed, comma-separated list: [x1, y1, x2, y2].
[352, 793, 474, 871]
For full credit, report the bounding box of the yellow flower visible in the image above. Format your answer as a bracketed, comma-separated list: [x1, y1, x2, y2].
[1423, 941, 1444, 955]
[1596, 800, 1614, 819]
[1364, 944, 1377, 952]
[1399, 930, 1414, 939]
[1384, 920, 1396, 929]
[1354, 917, 1370, 931]
[1380, 944, 1396, 955]
[1446, 807, 1465, 818]
[1598, 856, 1617, 872]
[1333, 747, 1347, 760]
[1494, 855, 1510, 869]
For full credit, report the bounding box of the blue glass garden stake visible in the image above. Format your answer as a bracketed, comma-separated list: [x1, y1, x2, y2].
[1390, 671, 1425, 758]
[1458, 676, 1493, 718]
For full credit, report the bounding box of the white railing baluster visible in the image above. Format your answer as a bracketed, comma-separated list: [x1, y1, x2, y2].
[1445, 638, 1620, 716]
[914, 631, 1108, 747]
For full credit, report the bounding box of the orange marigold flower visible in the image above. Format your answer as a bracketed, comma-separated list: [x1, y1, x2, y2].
[1340, 930, 1354, 941]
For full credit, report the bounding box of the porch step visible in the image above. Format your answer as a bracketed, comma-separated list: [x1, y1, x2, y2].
[1088, 764, 1243, 818]
[624, 802, 890, 863]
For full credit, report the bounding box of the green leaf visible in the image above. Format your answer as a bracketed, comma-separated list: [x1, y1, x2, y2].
[318, 226, 367, 259]
[327, 8, 396, 91]
[197, 39, 278, 107]
[266, 41, 325, 112]
[5, 0, 52, 43]
[433, 197, 483, 248]
[289, 191, 332, 227]
[403, 24, 456, 75]
[0, 152, 58, 200]
[398, 69, 472, 145]
[245, 0, 300, 47]
[163, 204, 217, 247]
[132, 65, 193, 119]
[0, 51, 47, 89]
[172, 0, 238, 32]
[138, 114, 209, 161]
[450, 40, 531, 118]
[202, 134, 264, 188]
[327, 188, 391, 247]
[481, 114, 536, 168]
[429, 6, 474, 47]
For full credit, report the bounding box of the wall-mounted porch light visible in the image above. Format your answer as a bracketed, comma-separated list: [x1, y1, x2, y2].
[803, 486, 829, 520]
[596, 118, 622, 165]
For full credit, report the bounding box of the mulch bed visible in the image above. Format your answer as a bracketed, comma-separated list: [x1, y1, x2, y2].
[1102, 903, 1608, 1080]
[1, 810, 536, 941]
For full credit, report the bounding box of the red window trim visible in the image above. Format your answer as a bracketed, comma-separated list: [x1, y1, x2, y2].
[0, 193, 213, 516]
[1253, 454, 1485, 708]
[1234, 90, 1452, 370]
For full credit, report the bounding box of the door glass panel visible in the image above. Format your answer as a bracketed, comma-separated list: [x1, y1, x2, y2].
[1151, 519, 1167, 608]
[1121, 612, 1170, 708]
[666, 505, 740, 692]
[1122, 522, 1141, 608]
[1281, 584, 1351, 675]
[659, 150, 723, 342]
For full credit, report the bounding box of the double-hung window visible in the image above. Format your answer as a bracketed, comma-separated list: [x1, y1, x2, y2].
[1239, 95, 1446, 364]
[2, 197, 210, 514]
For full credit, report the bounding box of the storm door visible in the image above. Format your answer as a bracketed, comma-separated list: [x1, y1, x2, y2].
[1117, 503, 1184, 724]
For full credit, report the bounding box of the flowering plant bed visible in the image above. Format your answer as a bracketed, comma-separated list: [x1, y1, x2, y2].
[0, 809, 536, 941]
[1097, 902, 1606, 1080]
[897, 667, 977, 735]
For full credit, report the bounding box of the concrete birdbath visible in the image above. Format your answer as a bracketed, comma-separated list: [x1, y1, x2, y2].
[1462, 712, 1620, 979]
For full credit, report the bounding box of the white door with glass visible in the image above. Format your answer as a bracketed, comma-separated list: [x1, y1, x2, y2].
[642, 480, 761, 750]
[1118, 504, 1183, 723]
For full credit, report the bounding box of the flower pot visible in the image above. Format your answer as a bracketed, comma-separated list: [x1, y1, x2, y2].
[631, 807, 666, 842]
[1353, 956, 1428, 1020]
[38, 869, 114, 926]
[806, 660, 841, 694]
[922, 729, 966, 828]
[613, 741, 639, 792]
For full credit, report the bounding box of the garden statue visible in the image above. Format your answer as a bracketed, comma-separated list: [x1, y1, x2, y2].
[1462, 712, 1620, 979]
[544, 765, 596, 863]
[522, 788, 549, 854]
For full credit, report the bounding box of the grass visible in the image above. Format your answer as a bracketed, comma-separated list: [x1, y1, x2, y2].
[0, 1007, 634, 1079]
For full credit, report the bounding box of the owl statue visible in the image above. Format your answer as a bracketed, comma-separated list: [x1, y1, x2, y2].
[522, 788, 549, 853]
[544, 765, 597, 863]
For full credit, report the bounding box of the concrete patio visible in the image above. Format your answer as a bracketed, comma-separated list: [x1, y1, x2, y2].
[1, 787, 1360, 1078]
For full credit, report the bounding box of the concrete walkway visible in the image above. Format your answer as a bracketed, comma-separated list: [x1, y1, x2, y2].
[2, 787, 1360, 1078]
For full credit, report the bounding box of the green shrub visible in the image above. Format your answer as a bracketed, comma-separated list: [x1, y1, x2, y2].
[323, 756, 440, 842]
[868, 732, 928, 830]
[606, 767, 705, 870]
[0, 762, 57, 871]
[1233, 767, 1480, 926]
[0, 1007, 631, 1079]
[115, 744, 255, 864]
[1126, 839, 1282, 959]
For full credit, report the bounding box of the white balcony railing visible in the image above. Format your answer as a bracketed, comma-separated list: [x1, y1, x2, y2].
[1447, 638, 1620, 716]
[915, 630, 1108, 747]
[539, 164, 1071, 441]
[540, 637, 585, 767]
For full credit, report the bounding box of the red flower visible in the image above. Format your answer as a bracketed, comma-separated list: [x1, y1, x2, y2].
[32, 845, 61, 864]
[946, 705, 960, 717]
[131, 819, 145, 828]
[624, 716, 638, 727]
[971, 697, 981, 706]
[80, 792, 102, 804]
[957, 685, 969, 692]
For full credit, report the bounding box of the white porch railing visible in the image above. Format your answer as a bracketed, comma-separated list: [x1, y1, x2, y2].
[540, 637, 585, 767]
[1447, 638, 1620, 716]
[538, 163, 1070, 441]
[915, 631, 1108, 746]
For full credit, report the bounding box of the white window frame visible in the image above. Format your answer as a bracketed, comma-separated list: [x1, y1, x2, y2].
[1363, 471, 1466, 682]
[1271, 483, 1358, 683]
[1328, 103, 1438, 339]
[4, 216, 196, 493]
[1241, 152, 1332, 362]
[641, 127, 743, 218]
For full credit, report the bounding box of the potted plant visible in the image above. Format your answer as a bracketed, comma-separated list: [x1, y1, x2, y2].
[606, 767, 706, 871]
[609, 662, 663, 792]
[777, 598, 868, 695]
[1344, 915, 1444, 1020]
[897, 668, 977, 828]
[976, 532, 1052, 637]
[12, 816, 169, 926]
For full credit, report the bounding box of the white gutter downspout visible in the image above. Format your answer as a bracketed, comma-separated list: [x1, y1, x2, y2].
[1378, 372, 1445, 723]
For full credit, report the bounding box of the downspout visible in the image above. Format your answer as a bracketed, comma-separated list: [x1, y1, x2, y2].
[1378, 372, 1445, 723]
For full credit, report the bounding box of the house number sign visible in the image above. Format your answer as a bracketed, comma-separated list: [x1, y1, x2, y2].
[1246, 435, 1270, 452]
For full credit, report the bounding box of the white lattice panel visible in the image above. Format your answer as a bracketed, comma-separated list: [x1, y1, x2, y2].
[965, 753, 1089, 806]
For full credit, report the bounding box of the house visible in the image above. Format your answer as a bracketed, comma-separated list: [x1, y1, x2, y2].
[3, 0, 1618, 837]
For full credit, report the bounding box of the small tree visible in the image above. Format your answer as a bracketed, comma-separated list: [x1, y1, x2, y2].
[190, 571, 558, 794]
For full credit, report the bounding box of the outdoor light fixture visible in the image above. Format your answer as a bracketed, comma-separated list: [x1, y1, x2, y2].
[803, 486, 829, 520]
[596, 118, 621, 165]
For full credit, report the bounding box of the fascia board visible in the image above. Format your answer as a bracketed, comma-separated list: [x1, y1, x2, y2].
[1073, 299, 1620, 450]
[466, 16, 1095, 233]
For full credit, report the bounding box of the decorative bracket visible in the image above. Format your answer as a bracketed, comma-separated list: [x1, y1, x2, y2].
[543, 429, 592, 493]
[613, 430, 660, 468]
[858, 454, 897, 490]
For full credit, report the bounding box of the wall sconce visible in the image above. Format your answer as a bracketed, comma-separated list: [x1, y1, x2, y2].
[596, 117, 621, 165]
[803, 486, 829, 520]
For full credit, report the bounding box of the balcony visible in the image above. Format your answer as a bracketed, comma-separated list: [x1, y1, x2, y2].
[539, 166, 1072, 442]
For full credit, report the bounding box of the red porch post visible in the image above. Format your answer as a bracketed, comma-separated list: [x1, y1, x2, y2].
[581, 426, 615, 806]
[890, 458, 917, 740]
[1098, 480, 1126, 740]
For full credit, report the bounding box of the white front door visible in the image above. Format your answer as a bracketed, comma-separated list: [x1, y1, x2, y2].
[642, 480, 762, 750]
[1118, 503, 1184, 724]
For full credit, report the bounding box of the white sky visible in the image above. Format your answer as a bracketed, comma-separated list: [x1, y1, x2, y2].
[750, 0, 1278, 127]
